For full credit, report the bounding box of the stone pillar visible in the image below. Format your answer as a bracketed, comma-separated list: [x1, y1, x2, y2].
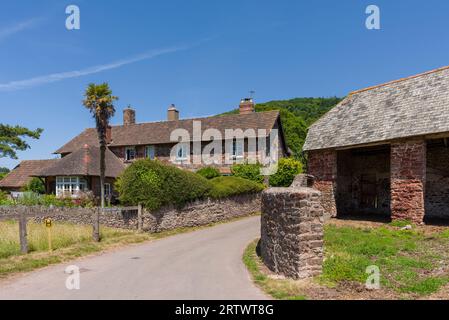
[307, 150, 337, 219]
[390, 140, 426, 224]
[260, 187, 324, 279]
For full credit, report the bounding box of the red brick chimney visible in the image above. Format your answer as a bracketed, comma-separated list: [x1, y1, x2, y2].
[239, 98, 255, 114]
[167, 104, 179, 121]
[123, 107, 136, 125]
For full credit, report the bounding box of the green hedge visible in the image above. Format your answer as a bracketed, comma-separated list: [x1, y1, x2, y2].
[196, 166, 220, 179]
[269, 157, 303, 187]
[116, 160, 212, 210]
[231, 163, 264, 183]
[208, 176, 265, 199]
[116, 160, 264, 210]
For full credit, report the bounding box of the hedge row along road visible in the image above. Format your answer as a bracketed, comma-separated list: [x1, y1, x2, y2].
[0, 216, 268, 300]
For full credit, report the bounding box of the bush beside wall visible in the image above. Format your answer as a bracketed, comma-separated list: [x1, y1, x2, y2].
[116, 160, 263, 211]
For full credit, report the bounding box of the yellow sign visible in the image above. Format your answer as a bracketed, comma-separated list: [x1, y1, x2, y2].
[44, 218, 52, 228]
[44, 218, 53, 251]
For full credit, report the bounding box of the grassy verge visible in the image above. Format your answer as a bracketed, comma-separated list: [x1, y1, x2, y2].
[243, 240, 306, 300]
[0, 212, 259, 278]
[243, 223, 449, 300]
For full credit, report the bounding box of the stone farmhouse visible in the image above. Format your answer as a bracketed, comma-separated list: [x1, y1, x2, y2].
[304, 66, 449, 224]
[0, 98, 289, 199]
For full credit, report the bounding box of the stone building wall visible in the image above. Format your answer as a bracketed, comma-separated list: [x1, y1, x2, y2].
[260, 187, 324, 279]
[307, 150, 337, 219]
[0, 193, 261, 232]
[425, 141, 449, 219]
[391, 139, 426, 224]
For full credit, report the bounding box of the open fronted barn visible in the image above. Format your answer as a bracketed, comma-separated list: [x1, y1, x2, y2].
[303, 66, 449, 224]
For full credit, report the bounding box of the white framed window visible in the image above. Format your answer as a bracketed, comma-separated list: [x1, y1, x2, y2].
[145, 145, 155, 160]
[125, 147, 136, 161]
[104, 183, 111, 197]
[232, 139, 244, 160]
[56, 177, 87, 197]
[176, 143, 188, 161]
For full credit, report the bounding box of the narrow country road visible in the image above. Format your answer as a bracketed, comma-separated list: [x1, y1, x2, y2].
[0, 216, 268, 300]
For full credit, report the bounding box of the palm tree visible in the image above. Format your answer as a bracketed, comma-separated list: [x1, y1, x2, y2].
[83, 83, 118, 241]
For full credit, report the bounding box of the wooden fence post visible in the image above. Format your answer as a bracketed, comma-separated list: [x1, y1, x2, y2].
[93, 207, 100, 242]
[18, 211, 28, 254]
[137, 204, 143, 232]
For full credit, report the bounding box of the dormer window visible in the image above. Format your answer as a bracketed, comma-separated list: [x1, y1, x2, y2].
[125, 147, 136, 161]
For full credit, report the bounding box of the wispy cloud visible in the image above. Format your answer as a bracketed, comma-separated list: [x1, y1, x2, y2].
[0, 46, 189, 92]
[0, 18, 42, 41]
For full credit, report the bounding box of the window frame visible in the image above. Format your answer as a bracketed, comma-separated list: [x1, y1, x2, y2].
[125, 146, 136, 161]
[144, 145, 155, 160]
[104, 183, 112, 197]
[232, 139, 244, 160]
[175, 143, 188, 161]
[56, 176, 87, 197]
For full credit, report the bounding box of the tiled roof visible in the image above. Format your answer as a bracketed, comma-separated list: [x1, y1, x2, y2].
[303, 66, 449, 151]
[55, 111, 281, 154]
[0, 159, 59, 189]
[37, 145, 125, 178]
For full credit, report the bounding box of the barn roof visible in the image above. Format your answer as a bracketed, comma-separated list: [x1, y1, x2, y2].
[303, 66, 449, 151]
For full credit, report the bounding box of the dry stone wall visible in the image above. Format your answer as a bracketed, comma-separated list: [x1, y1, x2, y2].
[0, 193, 261, 232]
[260, 187, 324, 279]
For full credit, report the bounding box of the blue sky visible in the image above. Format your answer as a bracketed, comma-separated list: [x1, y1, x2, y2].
[1, 0, 448, 169]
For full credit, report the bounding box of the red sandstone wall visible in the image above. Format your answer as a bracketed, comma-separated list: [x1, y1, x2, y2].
[307, 150, 337, 219]
[390, 140, 426, 224]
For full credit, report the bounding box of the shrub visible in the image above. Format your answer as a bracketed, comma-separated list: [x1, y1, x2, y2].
[0, 190, 13, 206]
[231, 163, 264, 183]
[16, 192, 42, 206]
[22, 177, 46, 194]
[116, 160, 212, 210]
[269, 158, 303, 187]
[208, 176, 265, 199]
[196, 167, 220, 180]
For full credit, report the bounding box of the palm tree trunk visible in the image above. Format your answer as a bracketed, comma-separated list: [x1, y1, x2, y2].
[93, 144, 106, 242]
[100, 144, 106, 209]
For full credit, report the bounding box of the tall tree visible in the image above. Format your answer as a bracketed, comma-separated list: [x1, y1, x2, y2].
[83, 83, 118, 241]
[0, 125, 43, 159]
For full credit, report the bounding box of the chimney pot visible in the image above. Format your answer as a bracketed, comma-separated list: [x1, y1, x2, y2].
[123, 107, 136, 125]
[167, 104, 179, 121]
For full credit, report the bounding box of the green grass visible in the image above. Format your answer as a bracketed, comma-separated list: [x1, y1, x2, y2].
[390, 220, 414, 228]
[243, 240, 307, 300]
[244, 224, 449, 299]
[321, 224, 449, 296]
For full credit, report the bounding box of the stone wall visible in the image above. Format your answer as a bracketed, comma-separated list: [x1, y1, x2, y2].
[0, 193, 261, 231]
[307, 150, 337, 219]
[260, 187, 324, 279]
[142, 193, 261, 232]
[391, 139, 426, 224]
[425, 141, 449, 219]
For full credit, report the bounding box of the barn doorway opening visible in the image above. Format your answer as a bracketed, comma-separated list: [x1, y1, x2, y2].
[336, 145, 391, 221]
